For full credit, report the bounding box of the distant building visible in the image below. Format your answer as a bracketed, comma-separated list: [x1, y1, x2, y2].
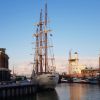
[81, 68, 100, 77]
[0, 48, 11, 81]
[68, 50, 86, 77]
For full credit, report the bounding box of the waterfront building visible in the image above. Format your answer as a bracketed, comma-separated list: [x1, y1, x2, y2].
[0, 48, 11, 81]
[81, 68, 100, 77]
[81, 54, 100, 77]
[68, 50, 86, 77]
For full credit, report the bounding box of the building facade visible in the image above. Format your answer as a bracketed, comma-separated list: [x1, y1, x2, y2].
[81, 68, 100, 77]
[0, 48, 11, 81]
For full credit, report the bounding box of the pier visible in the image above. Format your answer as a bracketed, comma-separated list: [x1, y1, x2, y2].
[0, 83, 37, 98]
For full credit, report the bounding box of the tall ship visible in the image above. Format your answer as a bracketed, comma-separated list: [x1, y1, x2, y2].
[31, 3, 59, 89]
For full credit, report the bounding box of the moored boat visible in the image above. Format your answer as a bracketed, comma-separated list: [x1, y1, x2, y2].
[88, 77, 98, 84]
[31, 2, 59, 89]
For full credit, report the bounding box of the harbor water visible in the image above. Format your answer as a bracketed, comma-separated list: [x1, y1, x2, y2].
[2, 83, 100, 100]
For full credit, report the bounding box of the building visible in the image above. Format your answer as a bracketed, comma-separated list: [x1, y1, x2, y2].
[0, 48, 11, 81]
[81, 68, 100, 77]
[68, 50, 86, 77]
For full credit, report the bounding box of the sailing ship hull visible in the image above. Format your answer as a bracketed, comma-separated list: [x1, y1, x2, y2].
[36, 73, 59, 89]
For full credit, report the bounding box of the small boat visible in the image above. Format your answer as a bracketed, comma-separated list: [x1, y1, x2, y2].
[61, 78, 68, 83]
[73, 78, 82, 83]
[89, 77, 98, 84]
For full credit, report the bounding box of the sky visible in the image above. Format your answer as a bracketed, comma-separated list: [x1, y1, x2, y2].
[0, 0, 100, 74]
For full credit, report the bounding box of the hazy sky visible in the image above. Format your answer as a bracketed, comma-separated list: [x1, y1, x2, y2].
[0, 0, 100, 69]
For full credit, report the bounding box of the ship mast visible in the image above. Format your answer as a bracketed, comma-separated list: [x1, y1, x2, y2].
[39, 9, 43, 74]
[33, 1, 50, 74]
[44, 2, 48, 72]
[35, 28, 39, 74]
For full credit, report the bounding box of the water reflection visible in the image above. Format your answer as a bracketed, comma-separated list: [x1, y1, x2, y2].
[69, 84, 84, 100]
[37, 89, 59, 100]
[69, 84, 100, 100]
[55, 83, 100, 100]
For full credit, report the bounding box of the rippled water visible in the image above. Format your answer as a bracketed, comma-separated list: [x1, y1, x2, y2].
[4, 83, 100, 100]
[37, 83, 100, 100]
[55, 83, 100, 100]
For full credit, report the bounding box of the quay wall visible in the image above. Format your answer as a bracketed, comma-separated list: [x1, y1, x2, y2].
[0, 84, 37, 98]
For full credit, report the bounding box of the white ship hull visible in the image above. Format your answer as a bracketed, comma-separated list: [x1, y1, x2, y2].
[36, 73, 59, 89]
